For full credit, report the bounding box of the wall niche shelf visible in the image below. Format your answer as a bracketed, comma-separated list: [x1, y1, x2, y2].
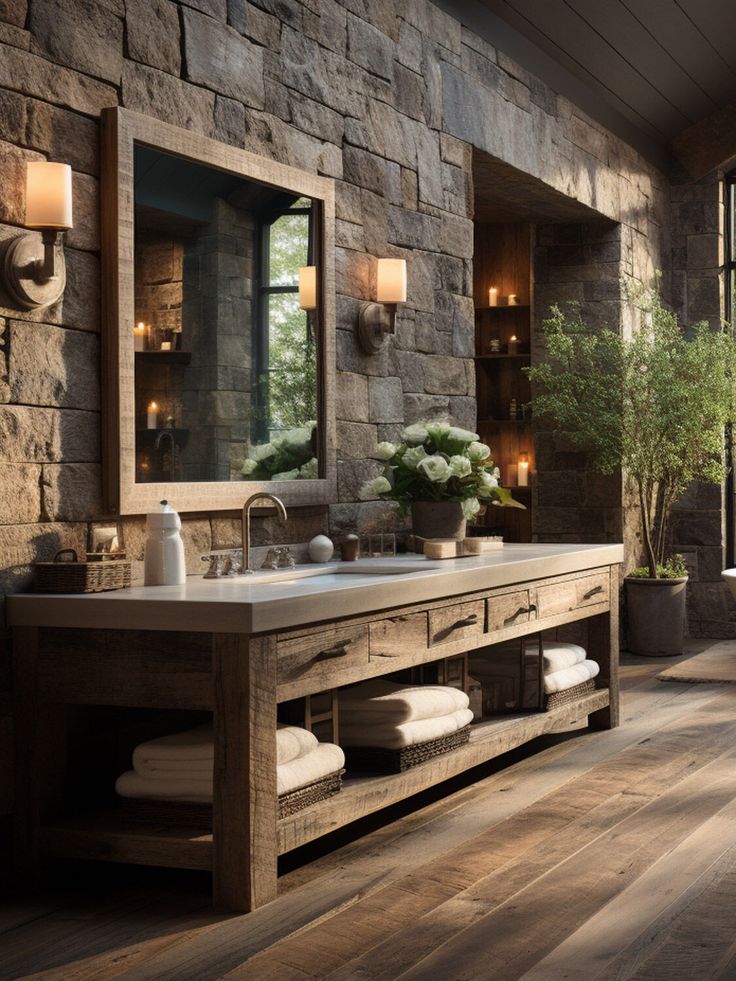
[474, 221, 534, 543]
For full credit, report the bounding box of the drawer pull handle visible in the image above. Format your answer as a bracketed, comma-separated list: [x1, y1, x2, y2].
[454, 613, 479, 629]
[504, 603, 537, 625]
[583, 585, 604, 600]
[314, 644, 349, 662]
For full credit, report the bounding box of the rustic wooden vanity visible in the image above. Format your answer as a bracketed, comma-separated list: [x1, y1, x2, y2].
[8, 543, 621, 912]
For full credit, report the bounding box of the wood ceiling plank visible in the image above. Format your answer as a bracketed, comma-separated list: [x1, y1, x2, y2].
[677, 0, 736, 74]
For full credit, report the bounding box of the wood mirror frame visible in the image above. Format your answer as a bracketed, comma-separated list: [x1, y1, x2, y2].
[100, 107, 336, 515]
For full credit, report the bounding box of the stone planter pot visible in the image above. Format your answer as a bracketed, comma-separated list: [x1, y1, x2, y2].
[625, 576, 688, 656]
[411, 500, 466, 541]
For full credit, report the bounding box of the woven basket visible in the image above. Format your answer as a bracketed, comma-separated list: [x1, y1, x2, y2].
[119, 769, 345, 826]
[545, 678, 596, 711]
[346, 725, 471, 774]
[35, 549, 131, 594]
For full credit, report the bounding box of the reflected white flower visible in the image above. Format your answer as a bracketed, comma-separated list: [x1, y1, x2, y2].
[478, 469, 500, 497]
[299, 457, 318, 479]
[251, 442, 276, 462]
[467, 441, 491, 462]
[417, 454, 453, 483]
[449, 455, 472, 478]
[272, 467, 300, 481]
[462, 497, 481, 519]
[241, 458, 259, 475]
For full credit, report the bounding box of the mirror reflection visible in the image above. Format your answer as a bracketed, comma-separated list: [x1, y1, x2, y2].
[133, 144, 319, 484]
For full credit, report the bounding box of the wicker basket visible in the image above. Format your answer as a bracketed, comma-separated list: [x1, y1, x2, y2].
[345, 725, 471, 774]
[35, 549, 132, 594]
[119, 769, 345, 825]
[545, 678, 597, 711]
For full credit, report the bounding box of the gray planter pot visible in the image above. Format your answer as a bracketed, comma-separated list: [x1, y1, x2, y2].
[625, 576, 688, 656]
[411, 500, 466, 541]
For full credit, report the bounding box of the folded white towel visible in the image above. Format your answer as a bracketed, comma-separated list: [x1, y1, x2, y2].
[340, 707, 474, 749]
[131, 723, 318, 778]
[116, 742, 346, 802]
[544, 659, 600, 694]
[542, 643, 587, 674]
[340, 679, 469, 723]
[469, 642, 587, 677]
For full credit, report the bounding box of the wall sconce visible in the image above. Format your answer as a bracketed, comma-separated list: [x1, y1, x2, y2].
[357, 257, 407, 354]
[298, 266, 317, 311]
[2, 161, 73, 310]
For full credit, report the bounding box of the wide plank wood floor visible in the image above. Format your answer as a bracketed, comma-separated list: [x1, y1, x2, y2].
[3, 646, 736, 980]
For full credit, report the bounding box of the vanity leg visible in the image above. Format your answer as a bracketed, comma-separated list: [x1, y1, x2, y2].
[587, 568, 620, 730]
[212, 633, 278, 912]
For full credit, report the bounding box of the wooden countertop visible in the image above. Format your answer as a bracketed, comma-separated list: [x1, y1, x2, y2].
[6, 543, 624, 634]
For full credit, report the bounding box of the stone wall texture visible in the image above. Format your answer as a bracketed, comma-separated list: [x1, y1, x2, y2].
[0, 0, 726, 824]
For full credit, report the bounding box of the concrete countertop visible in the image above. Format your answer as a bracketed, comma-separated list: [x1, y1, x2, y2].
[6, 543, 624, 635]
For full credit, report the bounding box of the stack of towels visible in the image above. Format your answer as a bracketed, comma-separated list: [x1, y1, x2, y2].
[541, 642, 600, 694]
[115, 722, 345, 803]
[339, 679, 474, 749]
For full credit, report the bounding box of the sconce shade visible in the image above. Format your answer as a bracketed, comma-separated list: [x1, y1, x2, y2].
[25, 161, 73, 229]
[298, 265, 317, 310]
[376, 258, 407, 304]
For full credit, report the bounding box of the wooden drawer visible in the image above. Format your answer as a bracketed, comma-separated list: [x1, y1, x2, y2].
[370, 612, 428, 660]
[277, 625, 369, 690]
[487, 589, 536, 633]
[429, 600, 485, 647]
[536, 572, 610, 620]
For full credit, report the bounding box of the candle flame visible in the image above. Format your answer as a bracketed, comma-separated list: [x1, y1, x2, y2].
[148, 401, 158, 411]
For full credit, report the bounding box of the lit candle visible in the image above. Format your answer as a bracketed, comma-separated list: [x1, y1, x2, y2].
[160, 341, 172, 351]
[147, 401, 158, 430]
[508, 293, 519, 306]
[507, 334, 519, 355]
[298, 266, 317, 311]
[518, 452, 529, 487]
[134, 322, 146, 351]
[488, 286, 498, 307]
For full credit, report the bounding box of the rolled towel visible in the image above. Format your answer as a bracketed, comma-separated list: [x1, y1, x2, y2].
[116, 742, 346, 803]
[340, 707, 474, 750]
[544, 659, 600, 695]
[132, 723, 318, 778]
[340, 679, 469, 724]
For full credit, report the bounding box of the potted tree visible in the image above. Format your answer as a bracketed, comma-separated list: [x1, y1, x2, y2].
[359, 420, 523, 540]
[526, 284, 736, 655]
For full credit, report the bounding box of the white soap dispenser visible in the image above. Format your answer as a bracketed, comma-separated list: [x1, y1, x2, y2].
[144, 499, 186, 586]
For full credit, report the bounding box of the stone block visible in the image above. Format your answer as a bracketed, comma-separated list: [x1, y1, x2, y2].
[126, 0, 181, 76]
[0, 89, 26, 145]
[8, 321, 99, 410]
[288, 94, 344, 146]
[397, 19, 422, 73]
[335, 370, 369, 422]
[368, 375, 403, 423]
[25, 100, 99, 177]
[0, 464, 41, 524]
[403, 393, 449, 423]
[40, 463, 102, 521]
[0, 142, 43, 226]
[687, 276, 721, 322]
[0, 0, 26, 26]
[335, 180, 364, 223]
[66, 174, 99, 253]
[302, 0, 346, 55]
[343, 145, 385, 195]
[0, 406, 99, 463]
[336, 323, 390, 376]
[63, 248, 101, 333]
[346, 12, 394, 81]
[388, 206, 440, 250]
[401, 167, 418, 210]
[338, 457, 382, 501]
[391, 349, 425, 394]
[184, 7, 265, 108]
[122, 62, 216, 136]
[180, 518, 213, 574]
[279, 26, 362, 118]
[686, 233, 719, 271]
[449, 396, 476, 431]
[336, 421, 378, 459]
[30, 0, 124, 84]
[182, 0, 227, 18]
[423, 355, 468, 395]
[0, 42, 117, 116]
[0, 521, 87, 567]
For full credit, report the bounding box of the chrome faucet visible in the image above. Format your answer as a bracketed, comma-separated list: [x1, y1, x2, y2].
[242, 492, 288, 573]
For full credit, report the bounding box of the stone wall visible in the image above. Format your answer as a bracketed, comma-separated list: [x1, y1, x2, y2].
[0, 0, 686, 828]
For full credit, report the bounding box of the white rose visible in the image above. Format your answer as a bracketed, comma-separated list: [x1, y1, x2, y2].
[251, 442, 276, 462]
[375, 441, 398, 461]
[417, 454, 453, 483]
[241, 458, 259, 475]
[402, 445, 428, 470]
[448, 426, 480, 443]
[478, 469, 499, 497]
[359, 475, 392, 500]
[467, 441, 491, 462]
[462, 497, 481, 520]
[401, 423, 429, 445]
[426, 421, 451, 442]
[449, 455, 472, 478]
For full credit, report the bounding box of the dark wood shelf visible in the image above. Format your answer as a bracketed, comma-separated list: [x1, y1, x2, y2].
[135, 350, 192, 365]
[475, 353, 531, 360]
[476, 304, 530, 312]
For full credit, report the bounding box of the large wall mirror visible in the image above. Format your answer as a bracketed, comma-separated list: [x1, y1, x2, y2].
[101, 108, 336, 515]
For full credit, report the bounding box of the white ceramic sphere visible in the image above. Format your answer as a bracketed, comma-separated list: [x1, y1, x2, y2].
[308, 534, 334, 563]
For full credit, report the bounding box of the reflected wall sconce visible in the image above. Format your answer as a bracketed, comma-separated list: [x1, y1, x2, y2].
[357, 257, 407, 354]
[2, 161, 73, 310]
[298, 266, 317, 311]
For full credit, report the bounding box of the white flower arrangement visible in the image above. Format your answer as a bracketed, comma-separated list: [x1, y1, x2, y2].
[241, 422, 318, 481]
[359, 419, 523, 516]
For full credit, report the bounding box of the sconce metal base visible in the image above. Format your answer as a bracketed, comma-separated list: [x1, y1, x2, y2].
[357, 302, 395, 354]
[2, 230, 66, 310]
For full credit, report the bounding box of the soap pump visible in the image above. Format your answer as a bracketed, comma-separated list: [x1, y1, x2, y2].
[144, 499, 186, 586]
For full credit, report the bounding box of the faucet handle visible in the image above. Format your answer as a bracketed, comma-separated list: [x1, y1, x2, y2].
[262, 547, 281, 570]
[277, 546, 296, 569]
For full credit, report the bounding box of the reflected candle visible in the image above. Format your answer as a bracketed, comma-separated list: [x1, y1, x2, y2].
[134, 322, 146, 351]
[147, 401, 158, 430]
[488, 286, 498, 307]
[518, 452, 529, 487]
[507, 334, 519, 355]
